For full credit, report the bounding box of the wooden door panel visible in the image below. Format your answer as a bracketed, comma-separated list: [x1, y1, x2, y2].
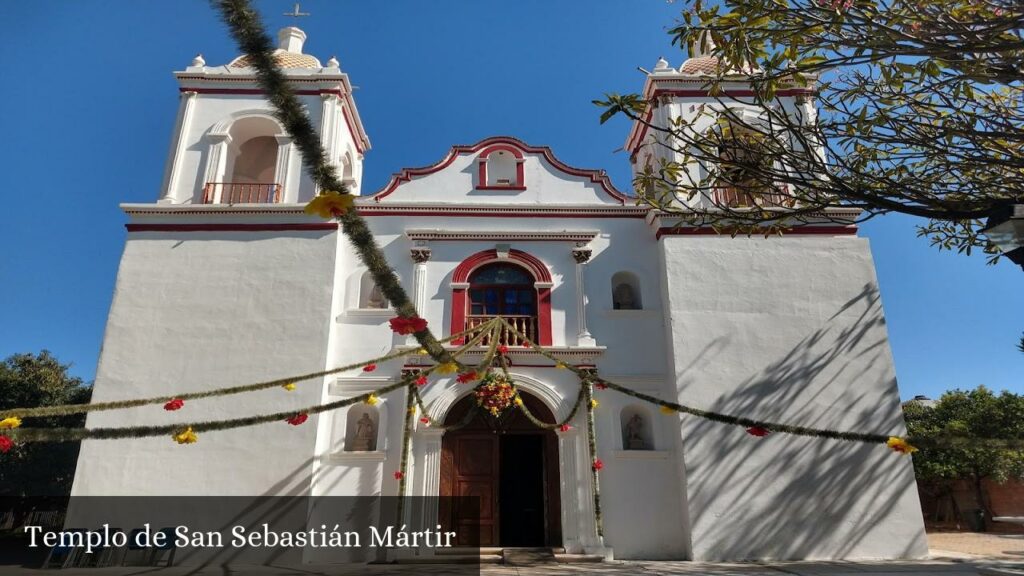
[444, 434, 498, 546]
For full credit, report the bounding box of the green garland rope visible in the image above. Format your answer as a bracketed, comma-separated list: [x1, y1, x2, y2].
[213, 0, 457, 368]
[4, 322, 506, 444]
[496, 318, 894, 446]
[0, 324, 486, 421]
[9, 378, 410, 444]
[395, 382, 417, 528]
[583, 378, 604, 538]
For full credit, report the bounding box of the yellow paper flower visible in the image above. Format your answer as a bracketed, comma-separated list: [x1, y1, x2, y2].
[282, 382, 296, 392]
[555, 362, 567, 370]
[514, 396, 524, 406]
[435, 362, 459, 375]
[304, 191, 354, 219]
[0, 417, 22, 430]
[173, 427, 198, 445]
[408, 406, 417, 415]
[660, 405, 676, 415]
[365, 394, 379, 406]
[589, 399, 599, 409]
[886, 436, 917, 455]
[417, 348, 427, 355]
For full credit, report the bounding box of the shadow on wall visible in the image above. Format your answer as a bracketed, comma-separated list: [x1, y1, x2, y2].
[677, 283, 927, 560]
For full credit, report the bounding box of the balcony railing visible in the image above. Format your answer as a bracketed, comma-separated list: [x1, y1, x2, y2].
[713, 184, 796, 209]
[466, 315, 537, 346]
[202, 182, 281, 204]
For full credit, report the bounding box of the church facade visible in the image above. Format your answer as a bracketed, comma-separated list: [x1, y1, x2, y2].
[71, 26, 928, 561]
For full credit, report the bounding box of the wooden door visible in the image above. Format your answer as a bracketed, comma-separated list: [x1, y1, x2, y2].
[442, 434, 499, 546]
[439, 391, 561, 548]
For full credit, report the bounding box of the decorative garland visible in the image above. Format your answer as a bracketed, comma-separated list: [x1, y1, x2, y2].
[583, 378, 604, 538]
[214, 0, 457, 368]
[0, 325, 482, 421]
[7, 378, 411, 444]
[394, 382, 417, 527]
[494, 318, 911, 451]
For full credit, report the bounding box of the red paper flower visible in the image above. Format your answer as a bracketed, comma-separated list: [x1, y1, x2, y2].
[559, 424, 572, 432]
[522, 340, 532, 348]
[594, 382, 608, 390]
[389, 316, 428, 335]
[0, 436, 13, 453]
[163, 398, 184, 411]
[497, 345, 509, 355]
[746, 426, 770, 437]
[419, 417, 430, 425]
[363, 363, 377, 372]
[393, 471, 404, 480]
[456, 371, 478, 384]
[592, 458, 604, 471]
[286, 413, 309, 426]
[415, 375, 428, 386]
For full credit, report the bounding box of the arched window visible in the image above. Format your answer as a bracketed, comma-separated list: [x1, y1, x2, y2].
[204, 115, 283, 204]
[359, 270, 387, 309]
[450, 249, 553, 346]
[611, 271, 642, 310]
[476, 145, 525, 189]
[467, 263, 537, 345]
[711, 122, 793, 208]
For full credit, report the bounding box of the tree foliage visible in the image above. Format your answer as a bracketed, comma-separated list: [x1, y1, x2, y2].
[598, 0, 1023, 261]
[904, 386, 1024, 527]
[0, 352, 91, 497]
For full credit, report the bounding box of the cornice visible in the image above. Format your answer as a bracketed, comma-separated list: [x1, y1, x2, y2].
[405, 229, 600, 242]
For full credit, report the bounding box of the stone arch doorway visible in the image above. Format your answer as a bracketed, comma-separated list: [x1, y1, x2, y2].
[439, 390, 562, 548]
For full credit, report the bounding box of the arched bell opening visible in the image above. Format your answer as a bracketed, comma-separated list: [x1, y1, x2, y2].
[439, 389, 562, 548]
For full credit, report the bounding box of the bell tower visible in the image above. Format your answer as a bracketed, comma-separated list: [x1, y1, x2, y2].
[157, 25, 370, 205]
[623, 37, 815, 210]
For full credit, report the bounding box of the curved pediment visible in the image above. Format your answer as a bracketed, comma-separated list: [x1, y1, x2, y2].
[368, 136, 628, 205]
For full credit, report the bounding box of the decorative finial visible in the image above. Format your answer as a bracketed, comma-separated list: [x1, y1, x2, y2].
[655, 57, 669, 70]
[691, 31, 717, 58]
[326, 55, 340, 68]
[283, 3, 310, 19]
[191, 53, 206, 67]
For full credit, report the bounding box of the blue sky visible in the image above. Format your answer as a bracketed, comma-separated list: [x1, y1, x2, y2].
[1, 1, 1020, 400]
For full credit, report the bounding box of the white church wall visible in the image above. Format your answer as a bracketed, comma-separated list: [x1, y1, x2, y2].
[72, 228, 338, 496]
[658, 234, 928, 560]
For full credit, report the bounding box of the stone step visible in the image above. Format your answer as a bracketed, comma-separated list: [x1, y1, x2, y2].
[503, 548, 556, 566]
[394, 554, 503, 564]
[435, 546, 566, 555]
[554, 553, 606, 563]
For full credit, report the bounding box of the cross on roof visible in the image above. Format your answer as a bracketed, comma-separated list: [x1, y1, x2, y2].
[283, 3, 310, 19]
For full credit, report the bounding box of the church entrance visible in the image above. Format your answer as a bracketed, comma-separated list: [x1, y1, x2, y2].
[439, 390, 561, 548]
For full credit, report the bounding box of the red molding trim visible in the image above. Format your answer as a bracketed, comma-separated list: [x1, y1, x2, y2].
[371, 136, 627, 204]
[655, 225, 857, 240]
[477, 144, 526, 189]
[179, 88, 366, 154]
[126, 223, 338, 232]
[357, 208, 645, 219]
[450, 248, 554, 346]
[451, 249, 553, 283]
[625, 87, 815, 157]
[180, 87, 343, 97]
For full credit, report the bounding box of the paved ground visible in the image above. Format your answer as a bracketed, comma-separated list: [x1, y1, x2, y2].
[6, 532, 1024, 575]
[930, 531, 1024, 560]
[0, 560, 1008, 576]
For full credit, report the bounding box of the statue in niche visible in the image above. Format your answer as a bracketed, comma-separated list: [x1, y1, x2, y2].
[366, 284, 386, 309]
[350, 412, 377, 451]
[625, 413, 648, 450]
[613, 283, 637, 310]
